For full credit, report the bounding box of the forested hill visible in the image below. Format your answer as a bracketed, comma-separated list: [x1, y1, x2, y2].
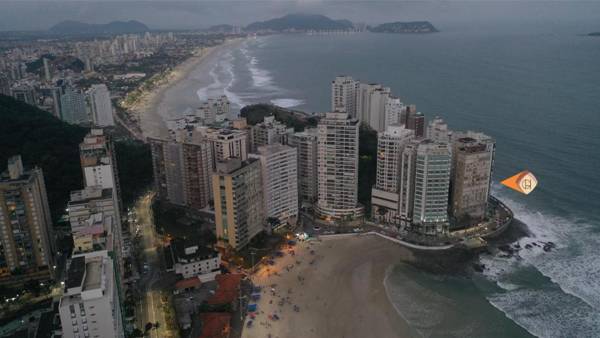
[368, 21, 438, 33]
[245, 13, 354, 32]
[0, 95, 153, 221]
[0, 95, 87, 221]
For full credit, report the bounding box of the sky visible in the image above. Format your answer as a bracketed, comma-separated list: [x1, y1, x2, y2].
[0, 1, 599, 31]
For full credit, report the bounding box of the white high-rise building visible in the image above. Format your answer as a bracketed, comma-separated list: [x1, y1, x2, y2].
[87, 84, 115, 127]
[368, 86, 391, 132]
[250, 144, 298, 223]
[59, 251, 124, 338]
[384, 96, 405, 130]
[371, 126, 414, 224]
[411, 141, 451, 235]
[206, 129, 249, 168]
[197, 95, 230, 124]
[289, 128, 318, 207]
[427, 116, 451, 143]
[251, 116, 294, 151]
[316, 112, 363, 220]
[356, 83, 390, 131]
[357, 83, 381, 124]
[79, 130, 120, 204]
[331, 75, 358, 117]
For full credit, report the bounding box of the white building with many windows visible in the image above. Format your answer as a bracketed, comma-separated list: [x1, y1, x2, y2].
[87, 84, 114, 127]
[250, 144, 298, 223]
[371, 125, 414, 224]
[59, 251, 123, 338]
[331, 75, 358, 117]
[316, 112, 363, 220]
[289, 128, 318, 207]
[411, 140, 452, 235]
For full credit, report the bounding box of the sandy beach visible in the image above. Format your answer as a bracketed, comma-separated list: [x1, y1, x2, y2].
[129, 38, 245, 139]
[243, 234, 420, 338]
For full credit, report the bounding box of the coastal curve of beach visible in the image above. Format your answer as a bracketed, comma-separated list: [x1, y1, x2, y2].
[243, 235, 418, 338]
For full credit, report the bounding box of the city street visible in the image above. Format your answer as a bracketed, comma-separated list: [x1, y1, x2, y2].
[133, 192, 175, 337]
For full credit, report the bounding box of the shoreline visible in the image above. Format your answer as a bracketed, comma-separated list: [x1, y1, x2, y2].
[243, 235, 418, 338]
[126, 37, 245, 139]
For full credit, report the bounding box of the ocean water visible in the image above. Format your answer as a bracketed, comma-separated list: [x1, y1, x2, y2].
[172, 18, 600, 337]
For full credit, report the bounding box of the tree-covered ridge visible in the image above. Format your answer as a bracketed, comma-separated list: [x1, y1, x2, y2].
[245, 13, 354, 32]
[368, 21, 438, 34]
[240, 103, 318, 131]
[0, 95, 153, 221]
[0, 94, 88, 221]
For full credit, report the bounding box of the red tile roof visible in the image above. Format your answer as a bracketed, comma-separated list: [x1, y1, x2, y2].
[175, 277, 202, 290]
[199, 312, 231, 338]
[206, 274, 243, 305]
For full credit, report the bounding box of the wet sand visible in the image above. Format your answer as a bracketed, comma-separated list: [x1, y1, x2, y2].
[133, 38, 245, 139]
[244, 234, 419, 338]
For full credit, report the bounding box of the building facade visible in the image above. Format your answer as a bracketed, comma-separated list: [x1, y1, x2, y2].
[450, 133, 495, 225]
[405, 108, 425, 138]
[59, 251, 123, 338]
[197, 95, 230, 125]
[289, 129, 318, 207]
[170, 239, 221, 282]
[61, 86, 89, 125]
[316, 112, 363, 220]
[250, 116, 294, 151]
[331, 75, 358, 117]
[207, 129, 249, 168]
[212, 159, 265, 250]
[87, 84, 115, 127]
[250, 144, 298, 223]
[0, 156, 54, 285]
[371, 126, 414, 224]
[411, 141, 452, 235]
[68, 186, 118, 254]
[149, 135, 213, 210]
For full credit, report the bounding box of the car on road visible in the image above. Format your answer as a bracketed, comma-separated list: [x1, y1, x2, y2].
[313, 226, 321, 231]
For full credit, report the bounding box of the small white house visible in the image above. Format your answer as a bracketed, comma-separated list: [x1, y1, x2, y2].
[170, 239, 221, 282]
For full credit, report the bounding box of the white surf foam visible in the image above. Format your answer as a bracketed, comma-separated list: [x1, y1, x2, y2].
[221, 51, 246, 110]
[480, 184, 600, 336]
[489, 186, 600, 310]
[487, 287, 600, 338]
[248, 56, 274, 89]
[270, 98, 305, 108]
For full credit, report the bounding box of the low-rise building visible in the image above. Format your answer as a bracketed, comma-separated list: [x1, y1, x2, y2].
[170, 239, 221, 282]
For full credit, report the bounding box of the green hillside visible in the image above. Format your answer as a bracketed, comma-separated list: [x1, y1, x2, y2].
[0, 94, 88, 221]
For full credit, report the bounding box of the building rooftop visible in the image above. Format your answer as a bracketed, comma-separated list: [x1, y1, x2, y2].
[207, 274, 243, 305]
[82, 261, 102, 291]
[69, 186, 113, 203]
[175, 277, 202, 290]
[172, 238, 218, 263]
[199, 313, 231, 338]
[65, 256, 86, 289]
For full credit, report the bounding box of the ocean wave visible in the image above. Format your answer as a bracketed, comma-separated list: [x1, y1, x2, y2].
[248, 58, 274, 89]
[487, 287, 600, 338]
[196, 59, 224, 103]
[221, 51, 246, 111]
[270, 98, 305, 108]
[488, 186, 600, 310]
[480, 184, 600, 336]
